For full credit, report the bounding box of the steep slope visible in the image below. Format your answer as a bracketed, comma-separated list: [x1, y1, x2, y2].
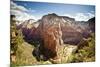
[16, 42, 37, 65]
[88, 17, 95, 32]
[16, 19, 40, 42]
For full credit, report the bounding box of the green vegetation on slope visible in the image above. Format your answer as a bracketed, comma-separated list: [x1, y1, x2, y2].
[70, 33, 95, 63]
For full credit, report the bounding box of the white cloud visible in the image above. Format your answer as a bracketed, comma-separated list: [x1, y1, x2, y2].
[75, 13, 94, 21]
[11, 10, 36, 21]
[75, 13, 89, 21]
[90, 11, 95, 13]
[11, 1, 27, 12]
[11, 1, 36, 21]
[63, 12, 95, 21]
[87, 13, 95, 18]
[63, 14, 74, 18]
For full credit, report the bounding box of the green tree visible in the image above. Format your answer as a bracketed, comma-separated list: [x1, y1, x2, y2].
[10, 15, 24, 56]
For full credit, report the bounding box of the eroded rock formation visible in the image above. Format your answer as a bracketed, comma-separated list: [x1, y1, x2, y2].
[39, 14, 64, 60]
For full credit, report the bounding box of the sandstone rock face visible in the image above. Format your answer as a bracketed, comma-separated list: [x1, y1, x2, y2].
[38, 14, 64, 59]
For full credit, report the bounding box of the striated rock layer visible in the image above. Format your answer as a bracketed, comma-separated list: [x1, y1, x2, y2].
[38, 13, 64, 59]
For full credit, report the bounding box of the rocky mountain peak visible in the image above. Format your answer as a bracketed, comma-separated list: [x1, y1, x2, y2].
[42, 13, 59, 18]
[33, 13, 64, 60]
[40, 13, 68, 29]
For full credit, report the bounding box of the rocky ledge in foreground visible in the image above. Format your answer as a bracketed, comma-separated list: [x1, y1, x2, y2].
[49, 44, 77, 64]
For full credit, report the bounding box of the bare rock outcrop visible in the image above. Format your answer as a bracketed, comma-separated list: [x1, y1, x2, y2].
[38, 13, 64, 60]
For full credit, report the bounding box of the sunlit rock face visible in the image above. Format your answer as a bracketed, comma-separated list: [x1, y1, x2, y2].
[38, 13, 64, 59]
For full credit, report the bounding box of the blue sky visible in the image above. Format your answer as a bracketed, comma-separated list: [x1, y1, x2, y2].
[11, 1, 95, 21]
